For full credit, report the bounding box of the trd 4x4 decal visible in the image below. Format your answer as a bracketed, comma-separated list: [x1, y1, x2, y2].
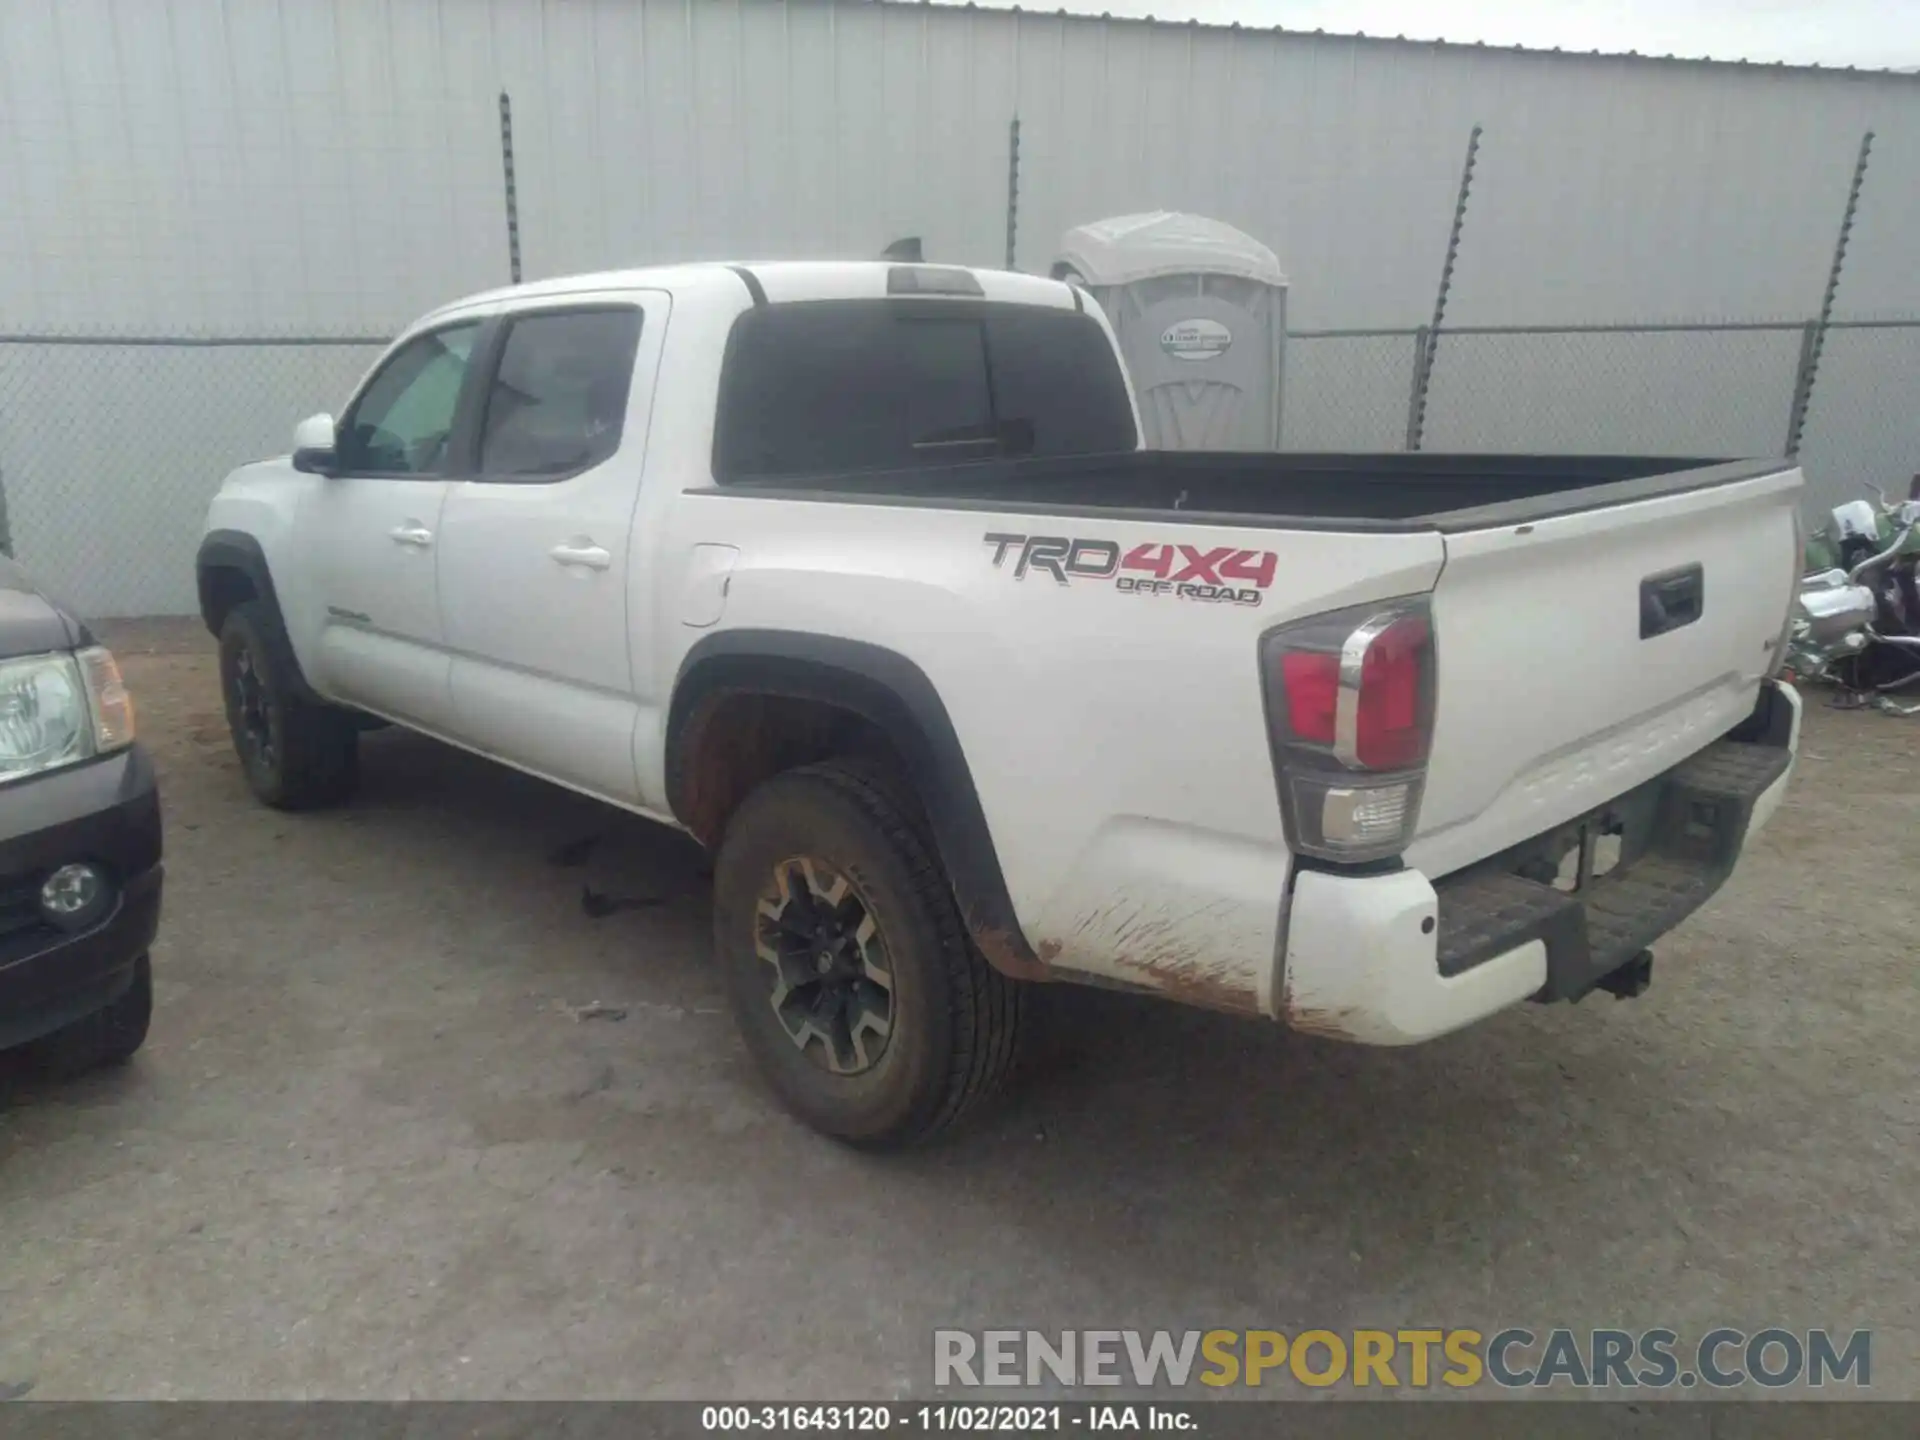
[983, 532, 1276, 607]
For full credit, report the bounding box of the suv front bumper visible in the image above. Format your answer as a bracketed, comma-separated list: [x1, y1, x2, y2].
[1279, 680, 1800, 1045]
[0, 747, 163, 1051]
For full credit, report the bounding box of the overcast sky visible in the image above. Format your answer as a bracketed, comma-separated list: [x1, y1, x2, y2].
[972, 0, 1920, 71]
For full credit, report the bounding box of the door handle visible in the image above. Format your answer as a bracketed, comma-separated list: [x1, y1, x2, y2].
[549, 542, 612, 571]
[389, 523, 434, 549]
[1640, 563, 1704, 639]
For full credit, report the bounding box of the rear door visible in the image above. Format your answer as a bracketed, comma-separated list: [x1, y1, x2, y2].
[435, 294, 667, 802]
[1407, 464, 1801, 880]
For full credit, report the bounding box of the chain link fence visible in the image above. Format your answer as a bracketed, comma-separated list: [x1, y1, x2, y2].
[1420, 325, 1806, 456]
[0, 318, 1915, 617]
[1277, 331, 1421, 451]
[1286, 323, 1817, 456]
[1794, 323, 1920, 514]
[0, 337, 385, 617]
[1285, 318, 1919, 522]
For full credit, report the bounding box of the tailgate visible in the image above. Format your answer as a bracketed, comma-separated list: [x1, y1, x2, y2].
[1407, 464, 1801, 880]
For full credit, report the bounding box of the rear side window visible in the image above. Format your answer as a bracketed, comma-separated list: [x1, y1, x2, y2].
[478, 307, 643, 478]
[713, 301, 1136, 480]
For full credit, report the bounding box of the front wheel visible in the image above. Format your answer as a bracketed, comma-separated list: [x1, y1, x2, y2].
[218, 600, 358, 809]
[712, 761, 1026, 1149]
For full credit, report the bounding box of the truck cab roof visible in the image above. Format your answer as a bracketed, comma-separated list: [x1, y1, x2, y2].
[418, 261, 1085, 330]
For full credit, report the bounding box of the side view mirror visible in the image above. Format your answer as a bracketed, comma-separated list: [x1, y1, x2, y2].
[291, 413, 339, 475]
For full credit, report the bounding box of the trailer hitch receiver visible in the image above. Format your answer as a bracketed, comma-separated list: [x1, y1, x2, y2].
[1596, 949, 1654, 1000]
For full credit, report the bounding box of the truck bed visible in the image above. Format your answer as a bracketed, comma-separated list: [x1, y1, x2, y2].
[722, 452, 1785, 531]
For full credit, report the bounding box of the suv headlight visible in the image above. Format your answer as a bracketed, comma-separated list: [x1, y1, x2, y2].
[0, 647, 136, 784]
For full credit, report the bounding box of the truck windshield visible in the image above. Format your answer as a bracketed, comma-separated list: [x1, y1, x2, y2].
[712, 300, 1138, 481]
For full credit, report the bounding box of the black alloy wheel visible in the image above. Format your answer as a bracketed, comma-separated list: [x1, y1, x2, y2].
[227, 638, 276, 773]
[755, 856, 895, 1075]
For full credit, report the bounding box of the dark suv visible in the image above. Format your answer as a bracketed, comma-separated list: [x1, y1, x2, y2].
[0, 558, 161, 1076]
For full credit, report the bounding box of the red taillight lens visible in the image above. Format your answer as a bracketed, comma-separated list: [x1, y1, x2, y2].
[1280, 651, 1339, 743]
[1355, 613, 1430, 768]
[1260, 597, 1436, 864]
[1267, 605, 1435, 771]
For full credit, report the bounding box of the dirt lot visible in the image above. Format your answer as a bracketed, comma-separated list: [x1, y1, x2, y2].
[0, 618, 1916, 1399]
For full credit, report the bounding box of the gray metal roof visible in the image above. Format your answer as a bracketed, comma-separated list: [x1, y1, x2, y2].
[872, 0, 1920, 80]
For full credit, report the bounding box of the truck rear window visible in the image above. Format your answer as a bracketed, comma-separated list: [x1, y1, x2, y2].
[712, 300, 1137, 480]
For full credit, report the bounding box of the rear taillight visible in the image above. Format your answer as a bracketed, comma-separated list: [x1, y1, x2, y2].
[1260, 598, 1436, 863]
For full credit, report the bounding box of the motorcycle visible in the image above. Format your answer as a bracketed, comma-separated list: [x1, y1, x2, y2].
[1789, 478, 1920, 713]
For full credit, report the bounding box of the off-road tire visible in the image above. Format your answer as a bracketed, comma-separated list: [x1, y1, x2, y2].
[713, 760, 1026, 1149]
[218, 599, 358, 809]
[26, 954, 152, 1078]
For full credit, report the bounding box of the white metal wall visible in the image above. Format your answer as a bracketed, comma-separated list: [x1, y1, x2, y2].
[6, 0, 1920, 333]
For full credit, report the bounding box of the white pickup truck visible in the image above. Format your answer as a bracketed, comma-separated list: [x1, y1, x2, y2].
[197, 261, 1803, 1147]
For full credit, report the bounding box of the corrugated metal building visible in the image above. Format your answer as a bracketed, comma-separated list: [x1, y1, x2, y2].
[3, 0, 1920, 614]
[7, 0, 1919, 330]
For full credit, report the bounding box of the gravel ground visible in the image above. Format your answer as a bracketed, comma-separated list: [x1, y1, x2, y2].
[0, 618, 1915, 1400]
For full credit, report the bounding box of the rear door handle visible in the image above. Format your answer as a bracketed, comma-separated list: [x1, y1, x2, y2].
[389, 523, 434, 548]
[549, 541, 612, 571]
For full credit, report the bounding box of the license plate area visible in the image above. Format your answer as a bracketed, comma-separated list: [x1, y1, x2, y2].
[1495, 780, 1667, 897]
[1549, 818, 1624, 893]
[1434, 721, 1792, 995]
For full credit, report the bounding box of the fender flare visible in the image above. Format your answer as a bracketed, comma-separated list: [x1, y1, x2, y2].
[667, 630, 1045, 979]
[196, 529, 325, 701]
[195, 529, 282, 635]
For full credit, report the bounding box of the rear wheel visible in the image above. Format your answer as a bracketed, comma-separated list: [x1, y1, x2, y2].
[25, 955, 152, 1078]
[218, 600, 358, 809]
[712, 761, 1026, 1149]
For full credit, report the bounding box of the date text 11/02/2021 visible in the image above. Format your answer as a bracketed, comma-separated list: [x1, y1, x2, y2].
[702, 1407, 1189, 1432]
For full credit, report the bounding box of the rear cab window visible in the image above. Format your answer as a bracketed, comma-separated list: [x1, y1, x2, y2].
[712, 300, 1137, 481]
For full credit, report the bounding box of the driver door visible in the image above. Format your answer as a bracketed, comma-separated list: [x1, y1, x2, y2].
[299, 318, 485, 730]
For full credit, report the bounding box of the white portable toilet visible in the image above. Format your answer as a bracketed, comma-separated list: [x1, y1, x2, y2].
[1053, 212, 1288, 451]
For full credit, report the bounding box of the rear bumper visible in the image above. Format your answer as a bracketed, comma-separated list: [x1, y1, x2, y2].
[1279, 680, 1799, 1045]
[0, 747, 164, 1051]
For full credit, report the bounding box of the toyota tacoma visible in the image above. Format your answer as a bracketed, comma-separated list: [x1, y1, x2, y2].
[196, 261, 1802, 1146]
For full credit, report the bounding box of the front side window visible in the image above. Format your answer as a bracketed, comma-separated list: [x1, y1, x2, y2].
[478, 308, 644, 478]
[338, 322, 481, 475]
